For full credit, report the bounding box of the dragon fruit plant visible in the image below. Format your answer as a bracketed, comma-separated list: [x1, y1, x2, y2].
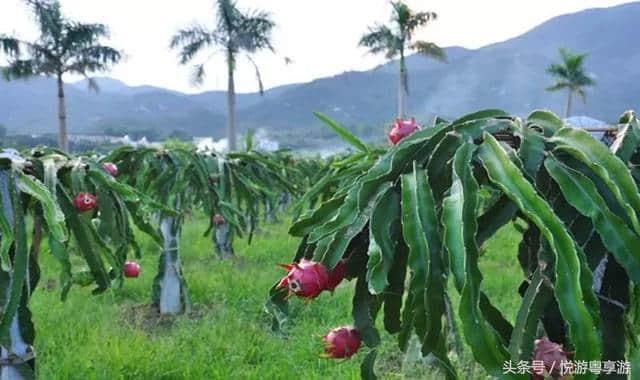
[105, 143, 296, 314]
[268, 110, 640, 379]
[210, 147, 298, 259]
[0, 147, 166, 378]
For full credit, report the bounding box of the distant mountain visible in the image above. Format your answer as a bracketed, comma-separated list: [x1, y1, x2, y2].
[1, 2, 639, 142]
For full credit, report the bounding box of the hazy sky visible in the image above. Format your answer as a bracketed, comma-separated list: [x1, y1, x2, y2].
[0, 0, 634, 93]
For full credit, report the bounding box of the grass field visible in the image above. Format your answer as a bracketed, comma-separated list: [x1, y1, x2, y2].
[30, 213, 524, 379]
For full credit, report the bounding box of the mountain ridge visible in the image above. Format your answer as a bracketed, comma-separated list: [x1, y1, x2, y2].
[1, 2, 638, 142]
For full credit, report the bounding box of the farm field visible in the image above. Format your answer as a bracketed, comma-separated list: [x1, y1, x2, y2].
[4, 1, 640, 378]
[30, 213, 521, 379]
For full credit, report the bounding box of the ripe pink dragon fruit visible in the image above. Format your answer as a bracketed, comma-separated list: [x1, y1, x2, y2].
[213, 214, 226, 226]
[276, 259, 329, 299]
[73, 193, 98, 213]
[388, 117, 421, 145]
[326, 259, 347, 293]
[123, 261, 141, 278]
[323, 326, 362, 359]
[532, 338, 573, 379]
[102, 162, 119, 177]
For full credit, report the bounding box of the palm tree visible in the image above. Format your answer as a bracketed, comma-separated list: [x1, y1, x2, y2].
[546, 48, 595, 118]
[170, 0, 275, 151]
[0, 0, 122, 152]
[359, 1, 446, 119]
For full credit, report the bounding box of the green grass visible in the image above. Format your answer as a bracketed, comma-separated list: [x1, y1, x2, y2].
[30, 214, 525, 379]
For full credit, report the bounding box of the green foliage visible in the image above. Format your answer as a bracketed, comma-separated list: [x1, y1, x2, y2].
[359, 1, 443, 61]
[546, 48, 596, 96]
[359, 0, 445, 110]
[314, 112, 370, 154]
[170, 0, 275, 87]
[4, 211, 525, 378]
[269, 109, 640, 379]
[0, 0, 121, 83]
[0, 146, 165, 374]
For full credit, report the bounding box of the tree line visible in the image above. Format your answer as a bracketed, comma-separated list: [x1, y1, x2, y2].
[1, 0, 595, 152]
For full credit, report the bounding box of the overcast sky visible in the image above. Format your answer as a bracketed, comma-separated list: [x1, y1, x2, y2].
[0, 0, 634, 93]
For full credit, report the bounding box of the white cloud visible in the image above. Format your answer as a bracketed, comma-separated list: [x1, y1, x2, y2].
[0, 0, 633, 93]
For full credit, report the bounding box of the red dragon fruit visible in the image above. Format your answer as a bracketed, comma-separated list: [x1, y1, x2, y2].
[102, 162, 119, 177]
[388, 117, 421, 145]
[276, 259, 329, 299]
[213, 214, 226, 225]
[73, 193, 98, 213]
[532, 338, 573, 379]
[323, 326, 362, 359]
[123, 261, 141, 278]
[326, 259, 347, 293]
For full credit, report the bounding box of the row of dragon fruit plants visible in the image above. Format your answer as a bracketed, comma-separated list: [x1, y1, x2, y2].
[0, 142, 315, 378]
[268, 110, 640, 380]
[1, 109, 640, 379]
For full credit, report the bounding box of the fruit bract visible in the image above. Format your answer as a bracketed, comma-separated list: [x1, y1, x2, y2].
[532, 338, 573, 379]
[102, 162, 119, 177]
[213, 213, 226, 225]
[123, 261, 141, 278]
[276, 259, 329, 299]
[326, 259, 347, 293]
[73, 193, 98, 213]
[323, 326, 362, 359]
[388, 117, 420, 145]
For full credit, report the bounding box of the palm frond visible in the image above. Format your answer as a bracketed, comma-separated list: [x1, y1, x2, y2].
[359, 25, 399, 57]
[216, 0, 241, 34]
[246, 55, 264, 95]
[411, 41, 446, 62]
[65, 45, 122, 75]
[3, 59, 38, 80]
[61, 22, 109, 55]
[83, 76, 99, 93]
[546, 63, 569, 78]
[391, 1, 411, 28]
[25, 0, 63, 40]
[234, 10, 275, 53]
[170, 26, 217, 65]
[190, 63, 206, 86]
[407, 11, 437, 33]
[546, 48, 595, 95]
[0, 36, 21, 56]
[545, 82, 570, 92]
[2, 2, 122, 81]
[576, 88, 588, 103]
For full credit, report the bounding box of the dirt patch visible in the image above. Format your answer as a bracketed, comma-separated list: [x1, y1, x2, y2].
[41, 278, 57, 292]
[120, 303, 218, 333]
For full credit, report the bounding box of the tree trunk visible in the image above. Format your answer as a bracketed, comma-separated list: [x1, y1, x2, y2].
[264, 196, 277, 223]
[214, 222, 234, 259]
[56, 74, 69, 152]
[565, 89, 573, 118]
[153, 215, 189, 315]
[227, 53, 237, 152]
[0, 170, 34, 380]
[278, 192, 289, 213]
[397, 54, 408, 119]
